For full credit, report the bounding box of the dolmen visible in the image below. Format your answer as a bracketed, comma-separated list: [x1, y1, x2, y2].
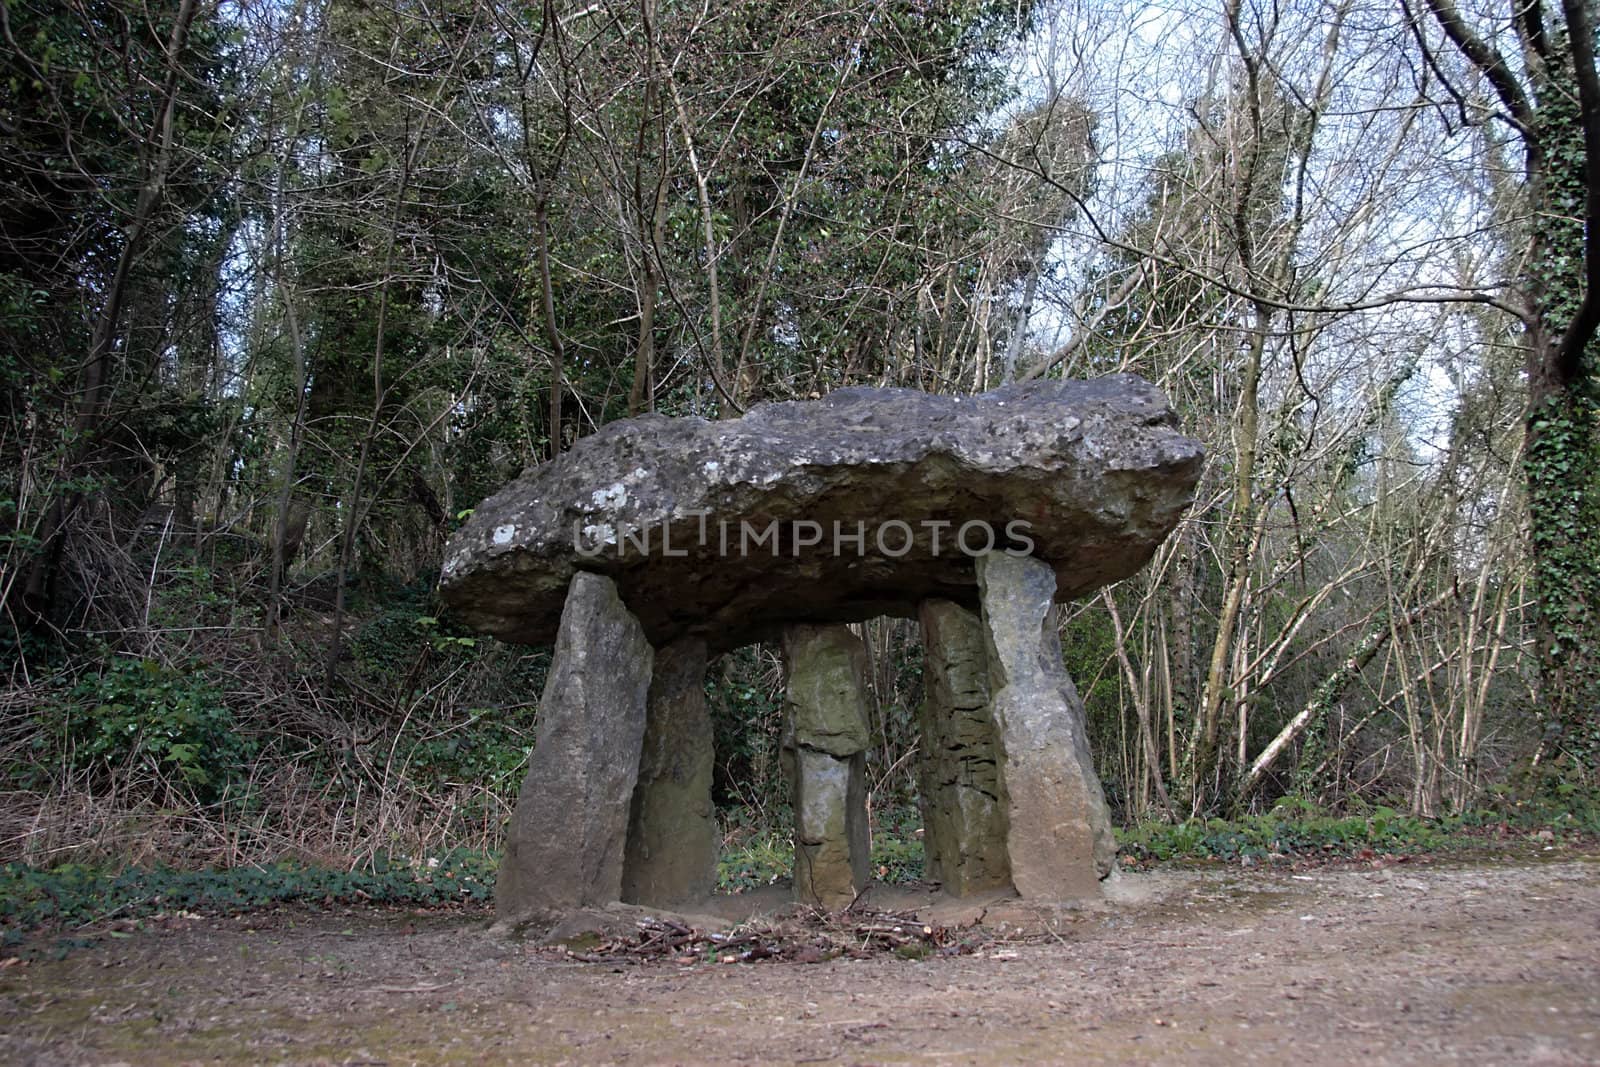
[439, 375, 1203, 926]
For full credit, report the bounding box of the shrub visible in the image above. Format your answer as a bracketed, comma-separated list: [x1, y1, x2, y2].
[0, 851, 495, 937]
[32, 656, 251, 799]
[717, 828, 793, 892]
[1117, 805, 1451, 863]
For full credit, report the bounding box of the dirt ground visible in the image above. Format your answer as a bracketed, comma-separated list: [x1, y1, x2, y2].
[2, 845, 1597, 1066]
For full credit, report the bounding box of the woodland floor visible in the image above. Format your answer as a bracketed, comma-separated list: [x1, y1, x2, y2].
[1, 845, 1597, 1066]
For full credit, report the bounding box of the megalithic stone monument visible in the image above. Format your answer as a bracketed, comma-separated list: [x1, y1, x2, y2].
[440, 376, 1203, 925]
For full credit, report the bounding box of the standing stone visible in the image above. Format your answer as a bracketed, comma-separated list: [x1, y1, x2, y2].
[782, 624, 872, 909]
[496, 572, 654, 924]
[976, 553, 1117, 899]
[782, 624, 874, 757]
[623, 638, 717, 908]
[917, 599, 1010, 896]
[791, 747, 869, 911]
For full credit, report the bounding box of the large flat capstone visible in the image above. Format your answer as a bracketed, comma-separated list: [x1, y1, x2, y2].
[440, 377, 1202, 653]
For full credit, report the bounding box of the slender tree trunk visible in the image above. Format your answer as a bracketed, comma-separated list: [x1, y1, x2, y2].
[1423, 0, 1600, 782]
[19, 0, 201, 621]
[1185, 306, 1265, 811]
[999, 265, 1039, 384]
[1102, 589, 1173, 818]
[321, 10, 477, 693]
[1234, 586, 1458, 803]
[628, 25, 667, 417]
[265, 7, 322, 642]
[536, 195, 565, 457]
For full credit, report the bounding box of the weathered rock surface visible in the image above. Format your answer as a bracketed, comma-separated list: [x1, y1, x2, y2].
[791, 748, 869, 910]
[496, 573, 653, 923]
[440, 377, 1203, 653]
[782, 625, 874, 757]
[623, 638, 717, 908]
[917, 599, 1010, 897]
[782, 624, 872, 909]
[976, 553, 1117, 899]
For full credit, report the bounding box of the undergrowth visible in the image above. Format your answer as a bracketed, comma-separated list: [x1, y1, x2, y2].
[717, 829, 793, 891]
[1117, 794, 1600, 865]
[1118, 803, 1450, 863]
[716, 806, 929, 892]
[0, 851, 494, 942]
[720, 794, 1600, 888]
[8, 794, 1593, 952]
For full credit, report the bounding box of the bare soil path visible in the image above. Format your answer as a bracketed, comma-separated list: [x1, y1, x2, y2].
[3, 847, 1597, 1065]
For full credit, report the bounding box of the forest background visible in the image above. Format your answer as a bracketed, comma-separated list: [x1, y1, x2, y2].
[2, 0, 1597, 885]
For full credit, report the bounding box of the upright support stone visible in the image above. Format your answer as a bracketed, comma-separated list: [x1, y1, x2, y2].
[976, 553, 1117, 899]
[781, 624, 872, 910]
[791, 746, 868, 909]
[496, 572, 654, 925]
[917, 599, 1010, 896]
[623, 637, 717, 908]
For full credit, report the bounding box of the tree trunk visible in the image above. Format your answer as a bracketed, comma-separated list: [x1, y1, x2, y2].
[17, 0, 201, 623]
